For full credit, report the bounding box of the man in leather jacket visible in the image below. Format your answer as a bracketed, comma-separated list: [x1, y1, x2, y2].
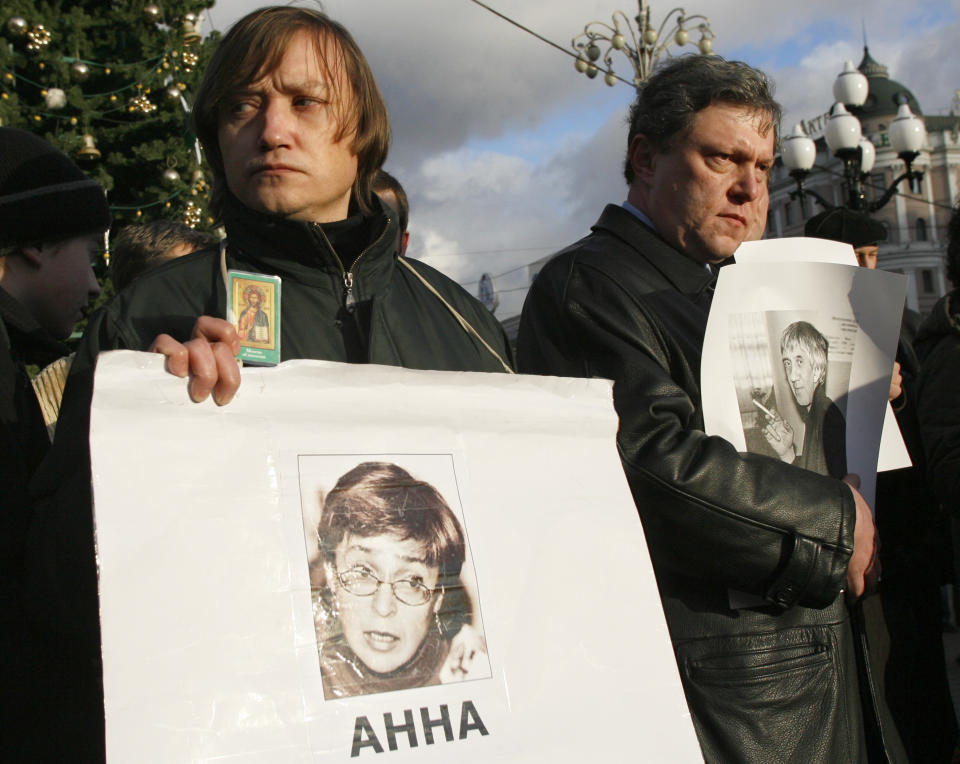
[27, 8, 511, 760]
[518, 56, 904, 762]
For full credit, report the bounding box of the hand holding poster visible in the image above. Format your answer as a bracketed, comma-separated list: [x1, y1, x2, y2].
[90, 352, 702, 762]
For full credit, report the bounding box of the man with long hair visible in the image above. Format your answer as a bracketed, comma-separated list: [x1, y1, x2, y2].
[32, 7, 511, 759]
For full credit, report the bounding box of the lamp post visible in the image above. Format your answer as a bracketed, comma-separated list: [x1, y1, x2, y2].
[571, 0, 715, 87]
[782, 60, 926, 213]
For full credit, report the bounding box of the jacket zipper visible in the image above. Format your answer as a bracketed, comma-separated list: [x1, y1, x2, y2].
[312, 216, 392, 311]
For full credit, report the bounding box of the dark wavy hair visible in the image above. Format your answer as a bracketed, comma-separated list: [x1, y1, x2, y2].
[110, 220, 215, 291]
[192, 6, 390, 221]
[318, 462, 466, 588]
[623, 55, 781, 184]
[372, 169, 409, 234]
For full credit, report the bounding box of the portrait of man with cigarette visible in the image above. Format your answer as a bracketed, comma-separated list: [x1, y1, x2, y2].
[761, 320, 847, 479]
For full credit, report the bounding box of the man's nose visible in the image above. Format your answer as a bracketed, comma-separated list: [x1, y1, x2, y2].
[87, 263, 101, 299]
[258, 100, 293, 150]
[729, 166, 762, 204]
[372, 581, 398, 617]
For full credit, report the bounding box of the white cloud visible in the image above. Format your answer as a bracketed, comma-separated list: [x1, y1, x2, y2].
[420, 150, 535, 201]
[208, 0, 960, 318]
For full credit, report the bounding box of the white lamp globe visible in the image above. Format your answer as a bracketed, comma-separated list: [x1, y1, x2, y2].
[858, 137, 876, 174]
[889, 103, 926, 155]
[825, 103, 862, 153]
[782, 123, 816, 171]
[833, 60, 869, 107]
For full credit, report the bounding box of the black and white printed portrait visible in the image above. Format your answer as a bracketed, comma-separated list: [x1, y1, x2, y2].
[729, 312, 854, 479]
[299, 457, 490, 700]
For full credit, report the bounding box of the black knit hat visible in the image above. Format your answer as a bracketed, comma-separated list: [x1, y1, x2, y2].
[0, 127, 111, 246]
[804, 207, 887, 249]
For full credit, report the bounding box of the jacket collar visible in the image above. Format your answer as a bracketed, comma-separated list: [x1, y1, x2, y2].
[0, 285, 70, 364]
[593, 204, 717, 296]
[221, 193, 398, 288]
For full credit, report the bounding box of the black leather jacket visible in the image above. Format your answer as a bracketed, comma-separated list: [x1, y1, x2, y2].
[518, 205, 904, 763]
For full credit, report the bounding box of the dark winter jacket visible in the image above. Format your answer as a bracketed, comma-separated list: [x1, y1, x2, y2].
[0, 285, 70, 759]
[915, 289, 960, 510]
[875, 305, 958, 761]
[76, 194, 512, 373]
[24, 194, 512, 761]
[793, 384, 847, 479]
[517, 205, 904, 763]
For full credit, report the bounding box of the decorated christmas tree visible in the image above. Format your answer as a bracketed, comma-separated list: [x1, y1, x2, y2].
[0, 0, 220, 244]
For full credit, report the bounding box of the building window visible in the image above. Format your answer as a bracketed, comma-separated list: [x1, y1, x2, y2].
[916, 217, 927, 241]
[921, 269, 935, 294]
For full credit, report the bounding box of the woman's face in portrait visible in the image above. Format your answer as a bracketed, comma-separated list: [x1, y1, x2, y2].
[332, 533, 442, 674]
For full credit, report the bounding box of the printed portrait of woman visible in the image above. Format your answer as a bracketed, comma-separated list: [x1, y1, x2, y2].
[311, 461, 489, 700]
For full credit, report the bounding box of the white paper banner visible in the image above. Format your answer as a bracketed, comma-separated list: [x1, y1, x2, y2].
[705, 238, 908, 509]
[90, 352, 702, 763]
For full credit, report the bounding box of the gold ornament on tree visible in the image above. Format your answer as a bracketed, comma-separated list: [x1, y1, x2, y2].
[71, 61, 90, 81]
[6, 16, 28, 36]
[77, 133, 101, 162]
[128, 85, 156, 114]
[26, 24, 52, 52]
[191, 169, 207, 195]
[162, 167, 181, 186]
[181, 50, 199, 71]
[183, 200, 201, 228]
[182, 13, 201, 44]
[143, 4, 161, 20]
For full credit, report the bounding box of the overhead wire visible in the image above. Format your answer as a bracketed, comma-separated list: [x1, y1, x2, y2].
[467, 0, 636, 88]
[462, 0, 954, 293]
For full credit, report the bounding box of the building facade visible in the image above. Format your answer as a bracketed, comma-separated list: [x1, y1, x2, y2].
[768, 48, 960, 315]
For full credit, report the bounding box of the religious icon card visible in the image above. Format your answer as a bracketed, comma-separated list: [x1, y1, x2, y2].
[229, 270, 281, 366]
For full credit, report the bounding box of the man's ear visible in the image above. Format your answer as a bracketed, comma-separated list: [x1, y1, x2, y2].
[17, 244, 46, 269]
[628, 134, 658, 181]
[399, 231, 410, 257]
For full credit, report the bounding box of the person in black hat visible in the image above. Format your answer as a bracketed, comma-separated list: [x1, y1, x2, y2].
[0, 126, 110, 759]
[804, 206, 888, 269]
[805, 204, 959, 761]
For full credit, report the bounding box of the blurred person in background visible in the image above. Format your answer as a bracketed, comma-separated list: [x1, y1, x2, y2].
[110, 219, 216, 292]
[372, 169, 409, 256]
[807, 206, 958, 762]
[0, 126, 109, 759]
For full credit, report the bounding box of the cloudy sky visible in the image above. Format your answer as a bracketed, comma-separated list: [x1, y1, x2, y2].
[203, 0, 960, 319]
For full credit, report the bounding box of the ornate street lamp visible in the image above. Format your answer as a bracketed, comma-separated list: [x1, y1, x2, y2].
[571, 0, 716, 87]
[782, 60, 926, 212]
